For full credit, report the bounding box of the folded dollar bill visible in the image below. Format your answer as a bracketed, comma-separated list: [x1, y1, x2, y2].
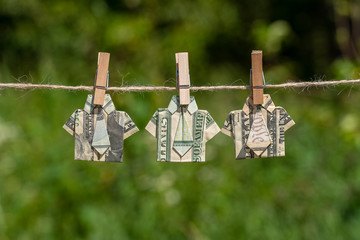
[146, 95, 220, 162]
[222, 94, 295, 159]
[63, 94, 138, 162]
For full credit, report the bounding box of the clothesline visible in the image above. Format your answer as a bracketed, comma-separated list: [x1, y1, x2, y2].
[1, 79, 360, 91]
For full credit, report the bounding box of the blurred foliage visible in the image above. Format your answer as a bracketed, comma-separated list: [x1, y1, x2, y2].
[1, 0, 360, 239]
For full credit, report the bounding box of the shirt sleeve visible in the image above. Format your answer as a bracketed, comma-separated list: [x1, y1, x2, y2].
[145, 110, 158, 138]
[221, 112, 234, 137]
[204, 111, 220, 142]
[63, 110, 77, 136]
[280, 108, 295, 132]
[122, 112, 139, 140]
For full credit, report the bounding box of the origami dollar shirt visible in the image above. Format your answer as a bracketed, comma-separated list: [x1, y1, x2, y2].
[145, 96, 220, 162]
[222, 94, 295, 159]
[63, 94, 138, 162]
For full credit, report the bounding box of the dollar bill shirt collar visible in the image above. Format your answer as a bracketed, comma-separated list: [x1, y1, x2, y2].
[83, 94, 116, 114]
[167, 95, 198, 115]
[242, 94, 276, 115]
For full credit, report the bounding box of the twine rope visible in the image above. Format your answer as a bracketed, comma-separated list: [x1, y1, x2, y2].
[1, 79, 360, 92]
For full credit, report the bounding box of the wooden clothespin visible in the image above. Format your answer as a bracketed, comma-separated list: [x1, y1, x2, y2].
[251, 50, 264, 105]
[93, 52, 110, 106]
[175, 52, 191, 106]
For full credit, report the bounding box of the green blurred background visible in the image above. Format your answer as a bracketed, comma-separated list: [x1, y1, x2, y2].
[1, 0, 360, 239]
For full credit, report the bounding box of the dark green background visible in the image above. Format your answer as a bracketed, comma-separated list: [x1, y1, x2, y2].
[1, 0, 360, 239]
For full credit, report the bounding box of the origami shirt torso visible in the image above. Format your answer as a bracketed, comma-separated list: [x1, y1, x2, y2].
[63, 94, 138, 162]
[145, 96, 220, 162]
[221, 94, 295, 159]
